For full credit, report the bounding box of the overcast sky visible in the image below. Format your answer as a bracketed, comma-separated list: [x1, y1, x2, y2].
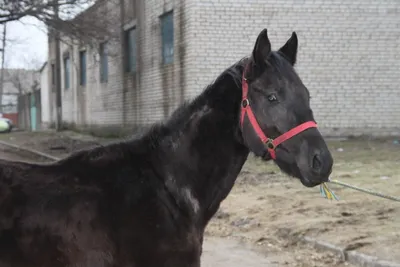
[4, 16, 48, 70]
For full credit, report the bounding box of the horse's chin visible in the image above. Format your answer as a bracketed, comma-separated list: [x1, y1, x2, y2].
[259, 149, 324, 188]
[299, 176, 321, 188]
[281, 168, 321, 188]
[273, 158, 322, 188]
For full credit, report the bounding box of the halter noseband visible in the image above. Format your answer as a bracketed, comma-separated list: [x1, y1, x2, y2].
[240, 66, 317, 160]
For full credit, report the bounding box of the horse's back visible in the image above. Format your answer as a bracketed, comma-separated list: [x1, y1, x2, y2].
[0, 157, 120, 266]
[0, 146, 202, 266]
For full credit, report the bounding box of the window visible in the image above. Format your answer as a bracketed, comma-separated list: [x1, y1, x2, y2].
[79, 50, 87, 86]
[125, 27, 137, 72]
[51, 63, 55, 85]
[99, 42, 108, 83]
[63, 55, 70, 90]
[160, 11, 174, 64]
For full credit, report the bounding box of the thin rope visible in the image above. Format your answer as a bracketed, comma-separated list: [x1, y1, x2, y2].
[319, 179, 400, 202]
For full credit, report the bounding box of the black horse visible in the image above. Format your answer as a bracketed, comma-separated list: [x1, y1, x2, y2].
[0, 29, 333, 267]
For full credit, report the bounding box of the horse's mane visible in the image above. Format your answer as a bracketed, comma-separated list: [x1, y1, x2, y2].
[49, 57, 250, 167]
[162, 57, 248, 131]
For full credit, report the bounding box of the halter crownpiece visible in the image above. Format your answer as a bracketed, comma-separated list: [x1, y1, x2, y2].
[240, 65, 317, 160]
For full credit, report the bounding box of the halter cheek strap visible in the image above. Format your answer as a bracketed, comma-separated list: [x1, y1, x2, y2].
[240, 66, 317, 160]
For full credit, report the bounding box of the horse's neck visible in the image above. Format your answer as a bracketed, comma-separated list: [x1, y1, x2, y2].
[163, 75, 249, 228]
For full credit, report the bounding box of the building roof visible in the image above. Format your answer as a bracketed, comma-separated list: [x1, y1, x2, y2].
[39, 61, 48, 73]
[70, 0, 106, 22]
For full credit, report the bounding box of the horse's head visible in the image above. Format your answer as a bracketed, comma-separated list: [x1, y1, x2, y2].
[240, 29, 333, 187]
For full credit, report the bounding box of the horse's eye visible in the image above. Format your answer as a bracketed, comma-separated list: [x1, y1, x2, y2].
[267, 94, 277, 102]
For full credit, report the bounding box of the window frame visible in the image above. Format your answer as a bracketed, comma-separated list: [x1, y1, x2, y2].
[79, 50, 87, 86]
[99, 41, 108, 83]
[124, 27, 137, 73]
[160, 11, 174, 65]
[51, 63, 55, 85]
[63, 54, 70, 90]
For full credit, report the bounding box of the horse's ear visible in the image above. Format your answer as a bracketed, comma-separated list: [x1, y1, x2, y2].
[252, 29, 271, 66]
[278, 32, 298, 65]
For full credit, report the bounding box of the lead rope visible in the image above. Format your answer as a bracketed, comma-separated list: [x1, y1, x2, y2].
[320, 179, 400, 202]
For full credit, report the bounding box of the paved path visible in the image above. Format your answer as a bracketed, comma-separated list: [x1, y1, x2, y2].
[0, 144, 33, 161]
[202, 237, 277, 267]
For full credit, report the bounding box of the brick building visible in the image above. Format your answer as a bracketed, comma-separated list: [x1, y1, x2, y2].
[45, 0, 400, 136]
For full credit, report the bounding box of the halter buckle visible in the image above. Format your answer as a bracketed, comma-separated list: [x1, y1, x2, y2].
[241, 99, 249, 108]
[265, 139, 275, 150]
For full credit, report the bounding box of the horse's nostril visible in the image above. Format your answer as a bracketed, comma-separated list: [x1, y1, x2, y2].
[312, 154, 322, 171]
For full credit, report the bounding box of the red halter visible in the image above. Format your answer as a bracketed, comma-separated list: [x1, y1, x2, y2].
[240, 67, 317, 160]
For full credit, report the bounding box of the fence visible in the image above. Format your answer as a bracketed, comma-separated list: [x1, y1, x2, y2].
[17, 90, 42, 131]
[0, 103, 18, 126]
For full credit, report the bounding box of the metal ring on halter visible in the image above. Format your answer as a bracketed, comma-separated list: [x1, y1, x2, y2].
[241, 99, 249, 108]
[265, 139, 275, 149]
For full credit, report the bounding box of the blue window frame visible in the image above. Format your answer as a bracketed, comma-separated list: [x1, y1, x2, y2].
[63, 55, 70, 89]
[160, 11, 174, 64]
[125, 27, 137, 72]
[99, 42, 108, 83]
[79, 50, 86, 86]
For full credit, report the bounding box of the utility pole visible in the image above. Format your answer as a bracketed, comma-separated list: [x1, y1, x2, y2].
[0, 23, 6, 113]
[53, 0, 63, 131]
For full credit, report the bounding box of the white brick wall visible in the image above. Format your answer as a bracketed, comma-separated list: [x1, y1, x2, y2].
[184, 0, 400, 136]
[47, 0, 400, 136]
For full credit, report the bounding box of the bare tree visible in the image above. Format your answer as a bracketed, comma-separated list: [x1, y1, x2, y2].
[0, 0, 121, 45]
[4, 68, 40, 96]
[0, 0, 93, 24]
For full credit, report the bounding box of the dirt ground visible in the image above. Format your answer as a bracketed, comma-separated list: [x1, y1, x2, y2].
[205, 137, 400, 264]
[2, 130, 399, 266]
